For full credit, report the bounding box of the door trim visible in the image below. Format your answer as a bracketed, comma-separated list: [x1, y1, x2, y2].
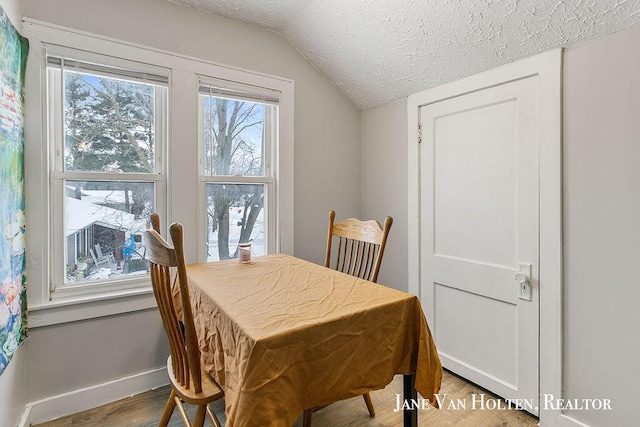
[407, 49, 562, 426]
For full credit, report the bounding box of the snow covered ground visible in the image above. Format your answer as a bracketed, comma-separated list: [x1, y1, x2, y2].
[65, 202, 265, 284]
[207, 207, 265, 261]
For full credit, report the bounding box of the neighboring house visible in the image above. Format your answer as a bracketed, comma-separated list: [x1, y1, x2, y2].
[65, 196, 139, 271]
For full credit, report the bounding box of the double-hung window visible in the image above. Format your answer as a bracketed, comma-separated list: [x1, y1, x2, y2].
[24, 22, 293, 324]
[198, 79, 279, 261]
[46, 48, 168, 297]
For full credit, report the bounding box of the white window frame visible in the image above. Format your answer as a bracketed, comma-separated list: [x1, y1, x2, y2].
[45, 46, 169, 300]
[197, 77, 280, 260]
[23, 20, 294, 327]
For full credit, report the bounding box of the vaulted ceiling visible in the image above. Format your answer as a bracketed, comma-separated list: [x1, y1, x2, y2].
[169, 0, 640, 110]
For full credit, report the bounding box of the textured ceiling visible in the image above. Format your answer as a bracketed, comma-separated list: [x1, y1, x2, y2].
[169, 0, 640, 110]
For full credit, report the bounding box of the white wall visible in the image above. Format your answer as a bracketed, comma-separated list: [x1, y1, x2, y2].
[0, 1, 26, 426]
[22, 0, 360, 422]
[563, 24, 640, 426]
[360, 99, 408, 291]
[0, 0, 19, 28]
[26, 310, 168, 401]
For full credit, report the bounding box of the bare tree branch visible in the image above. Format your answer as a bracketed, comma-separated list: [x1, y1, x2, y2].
[231, 121, 263, 140]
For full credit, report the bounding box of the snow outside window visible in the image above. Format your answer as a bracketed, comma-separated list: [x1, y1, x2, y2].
[198, 79, 279, 262]
[47, 53, 168, 296]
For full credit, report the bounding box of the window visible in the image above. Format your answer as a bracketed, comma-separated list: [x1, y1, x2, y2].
[24, 22, 293, 325]
[199, 80, 279, 261]
[46, 50, 168, 296]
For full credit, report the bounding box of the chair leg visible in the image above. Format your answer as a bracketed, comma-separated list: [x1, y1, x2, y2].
[363, 392, 375, 417]
[206, 404, 222, 427]
[159, 389, 177, 426]
[194, 405, 207, 427]
[302, 408, 313, 427]
[175, 397, 190, 426]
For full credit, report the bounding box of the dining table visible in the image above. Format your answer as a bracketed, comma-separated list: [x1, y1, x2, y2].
[186, 253, 442, 427]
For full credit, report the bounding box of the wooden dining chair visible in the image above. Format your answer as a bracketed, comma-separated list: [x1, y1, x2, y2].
[324, 210, 393, 283]
[303, 210, 393, 427]
[143, 222, 224, 427]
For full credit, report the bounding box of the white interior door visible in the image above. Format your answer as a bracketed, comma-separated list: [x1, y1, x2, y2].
[419, 76, 540, 413]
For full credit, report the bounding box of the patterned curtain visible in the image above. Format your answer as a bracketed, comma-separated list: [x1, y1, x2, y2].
[0, 6, 28, 376]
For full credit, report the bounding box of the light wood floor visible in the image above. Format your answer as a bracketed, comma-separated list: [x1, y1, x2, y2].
[35, 370, 539, 426]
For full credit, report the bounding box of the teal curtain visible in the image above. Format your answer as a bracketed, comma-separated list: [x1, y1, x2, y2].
[0, 6, 28, 376]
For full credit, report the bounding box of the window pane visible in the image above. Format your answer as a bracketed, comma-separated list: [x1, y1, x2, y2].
[62, 69, 160, 173]
[202, 95, 266, 177]
[206, 183, 264, 261]
[64, 181, 155, 284]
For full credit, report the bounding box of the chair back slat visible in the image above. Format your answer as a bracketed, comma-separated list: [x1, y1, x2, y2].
[335, 237, 343, 272]
[355, 241, 368, 279]
[143, 223, 203, 394]
[325, 210, 393, 283]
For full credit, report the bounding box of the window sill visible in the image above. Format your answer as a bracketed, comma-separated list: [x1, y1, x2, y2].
[28, 287, 157, 328]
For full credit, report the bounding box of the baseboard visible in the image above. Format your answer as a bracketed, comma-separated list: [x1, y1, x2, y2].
[560, 413, 590, 427]
[17, 404, 31, 427]
[24, 367, 168, 425]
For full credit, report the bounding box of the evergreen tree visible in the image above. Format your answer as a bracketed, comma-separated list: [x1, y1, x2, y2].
[64, 71, 155, 219]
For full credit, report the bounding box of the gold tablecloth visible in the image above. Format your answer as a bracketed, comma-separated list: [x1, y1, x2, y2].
[187, 253, 442, 426]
